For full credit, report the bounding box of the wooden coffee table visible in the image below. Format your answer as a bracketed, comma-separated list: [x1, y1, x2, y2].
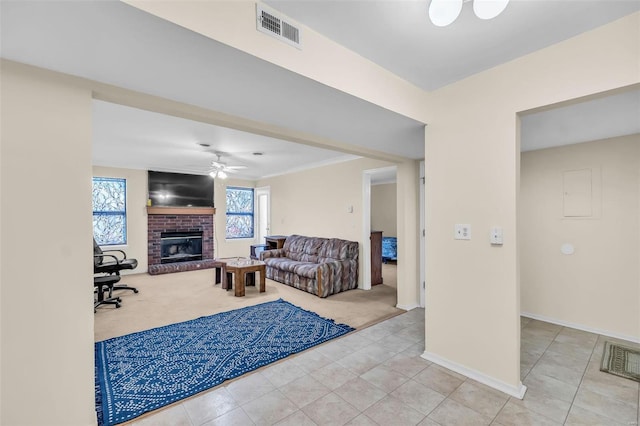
[212, 260, 228, 289]
[219, 258, 266, 297]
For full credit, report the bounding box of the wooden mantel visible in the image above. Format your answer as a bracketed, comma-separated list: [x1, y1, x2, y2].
[146, 206, 216, 215]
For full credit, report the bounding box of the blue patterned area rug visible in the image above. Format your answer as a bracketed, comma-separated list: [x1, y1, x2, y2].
[95, 299, 353, 426]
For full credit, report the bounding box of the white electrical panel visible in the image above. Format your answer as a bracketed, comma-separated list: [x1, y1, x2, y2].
[490, 227, 503, 245]
[454, 224, 471, 240]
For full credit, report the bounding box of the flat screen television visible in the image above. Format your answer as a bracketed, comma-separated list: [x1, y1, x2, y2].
[148, 171, 214, 207]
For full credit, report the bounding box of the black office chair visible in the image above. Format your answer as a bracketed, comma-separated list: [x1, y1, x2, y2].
[93, 238, 139, 295]
[94, 275, 121, 312]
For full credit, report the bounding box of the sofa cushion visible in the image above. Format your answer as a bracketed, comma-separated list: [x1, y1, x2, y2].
[292, 262, 319, 279]
[318, 238, 356, 262]
[284, 235, 324, 263]
[263, 257, 318, 279]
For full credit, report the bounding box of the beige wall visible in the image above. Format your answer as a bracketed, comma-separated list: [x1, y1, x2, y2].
[396, 160, 421, 309]
[371, 183, 397, 237]
[257, 157, 397, 288]
[425, 13, 639, 394]
[213, 177, 257, 258]
[521, 135, 640, 341]
[93, 166, 149, 273]
[1, 61, 97, 425]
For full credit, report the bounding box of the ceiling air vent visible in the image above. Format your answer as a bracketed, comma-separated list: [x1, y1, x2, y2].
[256, 3, 302, 49]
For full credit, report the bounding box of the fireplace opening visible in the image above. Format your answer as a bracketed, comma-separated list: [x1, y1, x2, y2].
[160, 231, 203, 264]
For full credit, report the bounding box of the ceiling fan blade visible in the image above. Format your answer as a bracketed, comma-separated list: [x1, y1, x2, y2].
[225, 165, 248, 170]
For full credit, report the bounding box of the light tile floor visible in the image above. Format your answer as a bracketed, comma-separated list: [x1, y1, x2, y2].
[129, 310, 640, 426]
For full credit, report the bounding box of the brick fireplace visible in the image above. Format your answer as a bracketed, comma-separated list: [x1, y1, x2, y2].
[147, 207, 217, 275]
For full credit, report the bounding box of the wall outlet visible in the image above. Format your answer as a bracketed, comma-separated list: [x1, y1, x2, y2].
[454, 224, 471, 240]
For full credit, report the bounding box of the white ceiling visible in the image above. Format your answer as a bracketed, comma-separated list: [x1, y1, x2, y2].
[2, 1, 639, 179]
[266, 0, 640, 92]
[521, 89, 640, 152]
[93, 100, 360, 180]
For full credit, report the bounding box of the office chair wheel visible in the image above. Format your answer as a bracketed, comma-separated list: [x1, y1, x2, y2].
[133, 289, 139, 293]
[115, 302, 121, 308]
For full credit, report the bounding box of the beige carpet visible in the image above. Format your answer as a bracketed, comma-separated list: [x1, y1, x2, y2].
[95, 263, 400, 341]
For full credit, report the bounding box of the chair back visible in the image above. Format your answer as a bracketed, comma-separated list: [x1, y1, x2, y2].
[93, 238, 104, 266]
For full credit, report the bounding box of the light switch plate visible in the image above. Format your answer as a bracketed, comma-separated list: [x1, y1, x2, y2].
[490, 227, 503, 245]
[454, 224, 471, 240]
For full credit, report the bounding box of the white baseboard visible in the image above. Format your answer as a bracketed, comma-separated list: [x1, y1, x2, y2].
[396, 303, 420, 311]
[421, 351, 527, 399]
[521, 312, 640, 344]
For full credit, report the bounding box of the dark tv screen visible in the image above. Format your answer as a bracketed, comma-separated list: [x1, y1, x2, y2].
[148, 171, 214, 207]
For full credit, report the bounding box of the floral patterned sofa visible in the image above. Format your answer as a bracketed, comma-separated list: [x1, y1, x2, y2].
[259, 234, 359, 298]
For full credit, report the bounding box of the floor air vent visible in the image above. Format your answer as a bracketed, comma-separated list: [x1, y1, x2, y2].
[256, 3, 302, 49]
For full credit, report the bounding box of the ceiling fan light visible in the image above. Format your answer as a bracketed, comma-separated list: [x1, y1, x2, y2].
[473, 0, 509, 20]
[218, 170, 228, 179]
[209, 171, 216, 178]
[429, 0, 463, 27]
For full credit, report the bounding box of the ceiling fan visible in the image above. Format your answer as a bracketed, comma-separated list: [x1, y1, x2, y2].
[208, 153, 247, 179]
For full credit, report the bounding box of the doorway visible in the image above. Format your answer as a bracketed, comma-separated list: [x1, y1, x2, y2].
[419, 160, 425, 308]
[255, 186, 270, 245]
[518, 87, 640, 370]
[362, 166, 398, 297]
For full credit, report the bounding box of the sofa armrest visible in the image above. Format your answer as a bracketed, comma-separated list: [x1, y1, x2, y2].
[260, 248, 286, 260]
[316, 259, 357, 297]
